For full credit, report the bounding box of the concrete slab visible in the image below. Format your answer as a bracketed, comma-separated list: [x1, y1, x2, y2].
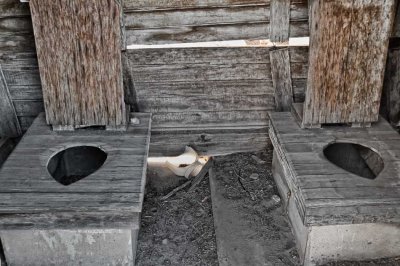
[1, 229, 138, 266]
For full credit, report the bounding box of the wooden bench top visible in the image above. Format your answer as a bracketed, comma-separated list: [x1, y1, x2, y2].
[269, 112, 400, 226]
[0, 113, 151, 230]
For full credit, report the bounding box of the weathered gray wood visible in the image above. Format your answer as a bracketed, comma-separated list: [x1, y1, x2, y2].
[123, 0, 309, 44]
[0, 138, 14, 168]
[123, 0, 270, 10]
[125, 47, 308, 129]
[382, 45, 400, 126]
[0, 65, 21, 137]
[126, 22, 308, 45]
[394, 1, 400, 37]
[0, 112, 151, 229]
[270, 0, 290, 42]
[270, 48, 293, 111]
[150, 126, 270, 156]
[303, 0, 397, 127]
[269, 111, 400, 226]
[30, 0, 127, 128]
[0, 0, 30, 18]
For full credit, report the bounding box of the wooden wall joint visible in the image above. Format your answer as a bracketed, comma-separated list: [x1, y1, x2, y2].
[270, 48, 293, 112]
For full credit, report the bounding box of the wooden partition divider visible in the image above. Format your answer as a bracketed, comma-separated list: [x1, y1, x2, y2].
[303, 0, 397, 127]
[29, 0, 127, 129]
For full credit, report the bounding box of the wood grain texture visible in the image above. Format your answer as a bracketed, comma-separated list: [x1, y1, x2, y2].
[270, 48, 293, 111]
[269, 111, 400, 226]
[123, 0, 309, 44]
[125, 47, 308, 129]
[150, 126, 271, 156]
[270, 0, 291, 42]
[29, 0, 126, 128]
[382, 45, 400, 126]
[0, 65, 21, 137]
[303, 0, 397, 127]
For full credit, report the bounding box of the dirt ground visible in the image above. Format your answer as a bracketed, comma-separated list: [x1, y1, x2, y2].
[211, 151, 300, 266]
[137, 150, 400, 266]
[136, 165, 218, 266]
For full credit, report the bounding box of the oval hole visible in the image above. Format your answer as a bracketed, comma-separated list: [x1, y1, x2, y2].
[47, 146, 107, 186]
[323, 143, 383, 179]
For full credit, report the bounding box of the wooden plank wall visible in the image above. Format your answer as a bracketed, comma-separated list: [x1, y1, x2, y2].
[0, 1, 43, 132]
[123, 0, 309, 44]
[124, 46, 308, 155]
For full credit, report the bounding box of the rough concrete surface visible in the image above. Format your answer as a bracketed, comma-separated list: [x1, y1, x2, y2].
[0, 229, 136, 266]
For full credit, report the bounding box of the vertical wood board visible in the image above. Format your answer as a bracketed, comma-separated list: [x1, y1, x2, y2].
[29, 0, 126, 127]
[270, 48, 293, 111]
[270, 0, 291, 42]
[303, 0, 397, 126]
[382, 45, 400, 126]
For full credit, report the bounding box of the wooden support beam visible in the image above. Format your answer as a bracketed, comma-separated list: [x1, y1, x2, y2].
[270, 48, 293, 111]
[29, 0, 127, 129]
[0, 66, 21, 137]
[303, 0, 397, 127]
[394, 1, 400, 37]
[270, 0, 291, 43]
[382, 40, 400, 126]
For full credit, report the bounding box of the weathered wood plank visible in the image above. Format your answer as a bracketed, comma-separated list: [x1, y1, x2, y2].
[30, 0, 127, 128]
[126, 21, 309, 45]
[150, 126, 271, 156]
[382, 44, 400, 126]
[123, 0, 271, 10]
[394, 1, 400, 37]
[0, 65, 21, 137]
[125, 47, 308, 129]
[0, 113, 151, 228]
[270, 48, 293, 111]
[13, 100, 44, 117]
[269, 111, 400, 226]
[0, 0, 30, 18]
[0, 138, 14, 168]
[303, 0, 397, 127]
[270, 0, 291, 42]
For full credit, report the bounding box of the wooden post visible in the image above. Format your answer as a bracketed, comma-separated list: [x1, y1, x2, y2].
[0, 65, 21, 137]
[270, 0, 291, 43]
[382, 40, 400, 126]
[303, 0, 397, 127]
[270, 48, 293, 111]
[29, 0, 127, 129]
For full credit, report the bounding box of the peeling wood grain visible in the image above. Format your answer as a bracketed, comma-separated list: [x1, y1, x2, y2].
[29, 0, 127, 128]
[303, 0, 397, 127]
[0, 65, 21, 137]
[270, 0, 291, 42]
[270, 48, 293, 111]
